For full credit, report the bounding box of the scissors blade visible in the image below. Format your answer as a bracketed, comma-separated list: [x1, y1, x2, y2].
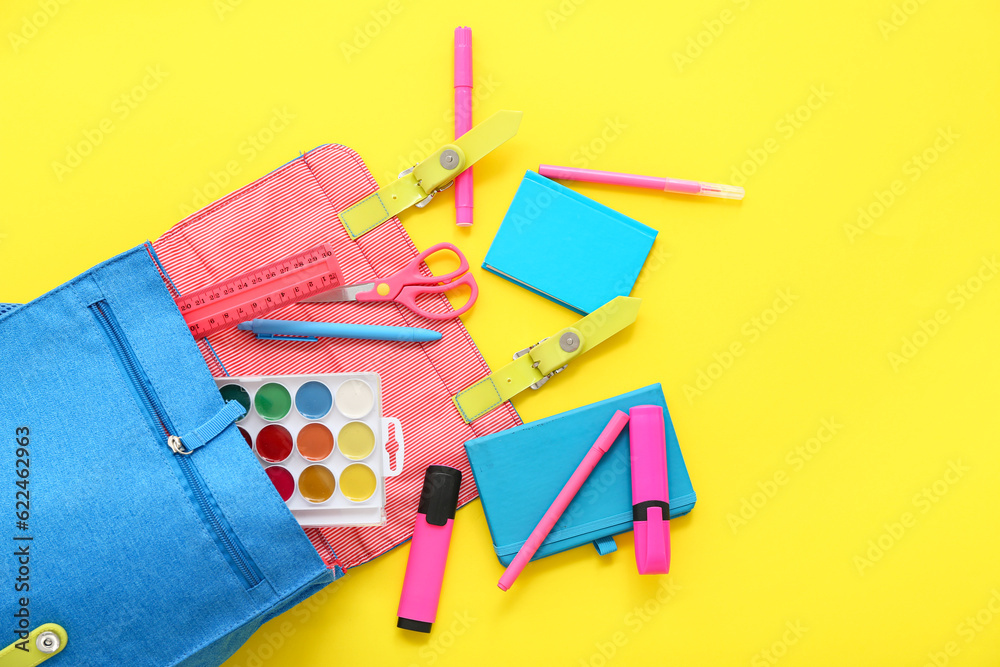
[302, 282, 376, 303]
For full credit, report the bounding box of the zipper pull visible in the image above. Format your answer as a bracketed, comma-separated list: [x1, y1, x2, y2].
[168, 435, 192, 455]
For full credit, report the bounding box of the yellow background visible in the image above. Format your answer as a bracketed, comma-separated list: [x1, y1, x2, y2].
[2, 0, 998, 664]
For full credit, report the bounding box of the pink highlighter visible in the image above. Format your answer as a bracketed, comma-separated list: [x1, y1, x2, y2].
[629, 405, 671, 574]
[397, 465, 462, 633]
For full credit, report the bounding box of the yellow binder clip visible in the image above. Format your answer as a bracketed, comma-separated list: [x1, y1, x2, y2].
[338, 110, 522, 239]
[452, 296, 642, 423]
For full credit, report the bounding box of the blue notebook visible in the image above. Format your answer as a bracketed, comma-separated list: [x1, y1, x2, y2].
[482, 171, 658, 314]
[464, 384, 696, 566]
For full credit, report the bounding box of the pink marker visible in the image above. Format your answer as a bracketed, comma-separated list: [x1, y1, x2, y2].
[629, 405, 670, 574]
[538, 164, 744, 200]
[498, 411, 630, 591]
[397, 465, 462, 632]
[454, 27, 474, 226]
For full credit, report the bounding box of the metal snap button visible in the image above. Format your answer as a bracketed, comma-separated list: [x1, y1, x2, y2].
[36, 631, 60, 653]
[559, 332, 580, 352]
[439, 149, 460, 170]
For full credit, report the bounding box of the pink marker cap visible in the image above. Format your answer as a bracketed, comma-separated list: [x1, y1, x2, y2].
[454, 27, 472, 88]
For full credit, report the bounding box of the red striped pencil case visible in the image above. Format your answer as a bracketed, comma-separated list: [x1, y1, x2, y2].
[152, 144, 521, 572]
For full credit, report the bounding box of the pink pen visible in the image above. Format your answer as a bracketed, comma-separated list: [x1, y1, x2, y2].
[397, 465, 462, 632]
[538, 164, 744, 200]
[498, 411, 630, 591]
[454, 27, 474, 226]
[629, 405, 670, 574]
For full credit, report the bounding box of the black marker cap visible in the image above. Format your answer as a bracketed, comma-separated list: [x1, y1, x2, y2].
[397, 617, 432, 633]
[417, 465, 462, 527]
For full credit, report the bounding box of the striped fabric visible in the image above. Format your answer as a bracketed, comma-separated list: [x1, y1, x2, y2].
[153, 144, 521, 571]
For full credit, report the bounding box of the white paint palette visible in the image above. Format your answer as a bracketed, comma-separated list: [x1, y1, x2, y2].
[216, 372, 404, 527]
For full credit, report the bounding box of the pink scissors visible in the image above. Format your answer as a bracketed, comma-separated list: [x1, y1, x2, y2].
[304, 242, 478, 320]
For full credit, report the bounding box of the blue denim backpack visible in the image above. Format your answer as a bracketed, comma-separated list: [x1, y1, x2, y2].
[0, 244, 334, 666]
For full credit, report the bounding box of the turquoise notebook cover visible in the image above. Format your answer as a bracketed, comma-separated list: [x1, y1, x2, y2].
[482, 171, 658, 314]
[464, 384, 696, 566]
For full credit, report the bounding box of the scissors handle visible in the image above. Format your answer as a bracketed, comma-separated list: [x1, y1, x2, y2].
[356, 243, 470, 303]
[395, 273, 479, 320]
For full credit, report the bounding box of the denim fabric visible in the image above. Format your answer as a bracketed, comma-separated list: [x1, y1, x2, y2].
[0, 245, 335, 666]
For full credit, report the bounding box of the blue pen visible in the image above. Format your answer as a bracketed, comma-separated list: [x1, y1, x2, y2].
[236, 319, 442, 343]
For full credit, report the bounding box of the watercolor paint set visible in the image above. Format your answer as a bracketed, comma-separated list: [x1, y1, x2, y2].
[216, 372, 404, 527]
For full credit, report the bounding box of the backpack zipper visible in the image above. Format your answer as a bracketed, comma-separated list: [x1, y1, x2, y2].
[90, 300, 263, 589]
